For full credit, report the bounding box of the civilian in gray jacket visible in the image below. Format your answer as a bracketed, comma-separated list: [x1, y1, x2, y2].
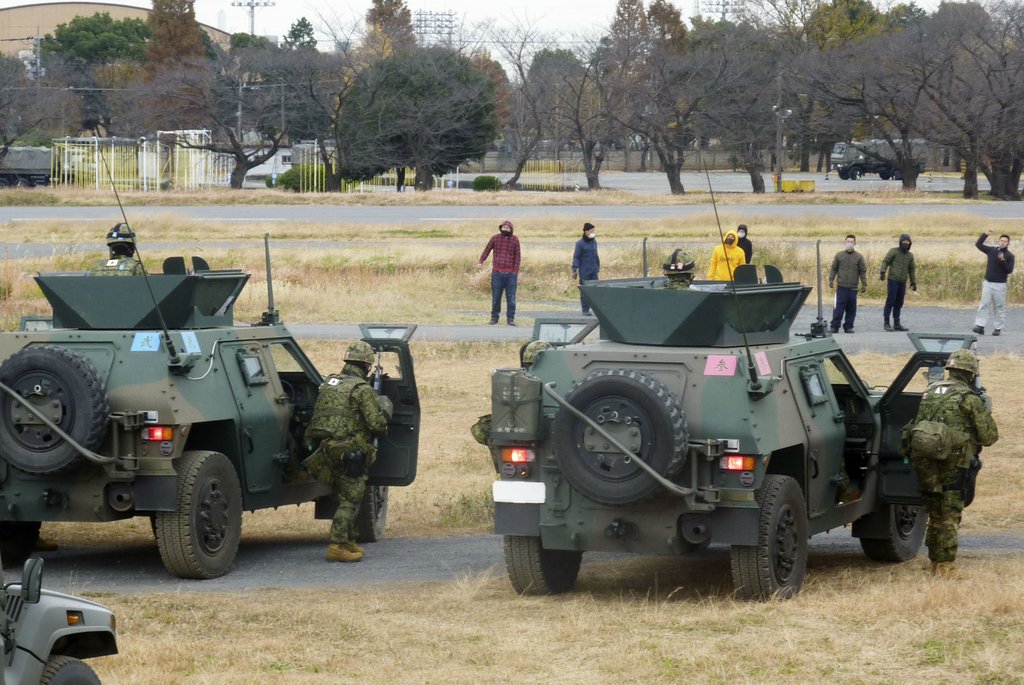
[828, 234, 868, 333]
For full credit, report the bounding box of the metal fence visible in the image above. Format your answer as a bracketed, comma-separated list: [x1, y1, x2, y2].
[51, 132, 231, 191]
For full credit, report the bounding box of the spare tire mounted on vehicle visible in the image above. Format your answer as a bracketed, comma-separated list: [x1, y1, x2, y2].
[552, 369, 688, 506]
[0, 345, 109, 473]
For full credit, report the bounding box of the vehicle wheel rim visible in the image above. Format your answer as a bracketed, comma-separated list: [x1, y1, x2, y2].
[576, 396, 652, 479]
[895, 505, 919, 540]
[4, 370, 74, 452]
[773, 504, 798, 582]
[197, 478, 229, 554]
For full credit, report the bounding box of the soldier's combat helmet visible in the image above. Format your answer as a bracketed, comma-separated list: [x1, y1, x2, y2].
[522, 340, 553, 366]
[945, 348, 979, 377]
[106, 223, 136, 246]
[344, 340, 375, 365]
[663, 249, 696, 275]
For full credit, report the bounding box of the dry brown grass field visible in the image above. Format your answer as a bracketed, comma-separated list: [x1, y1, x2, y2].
[0, 212, 1018, 329]
[38, 347, 1024, 685]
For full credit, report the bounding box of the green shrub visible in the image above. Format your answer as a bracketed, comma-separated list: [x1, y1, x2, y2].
[472, 175, 502, 191]
[276, 164, 326, 192]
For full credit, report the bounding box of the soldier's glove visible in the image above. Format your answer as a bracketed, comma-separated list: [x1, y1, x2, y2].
[860, 285, 867, 294]
[911, 283, 917, 291]
[879, 274, 885, 281]
[572, 270, 578, 279]
[377, 395, 394, 420]
[828, 281, 834, 289]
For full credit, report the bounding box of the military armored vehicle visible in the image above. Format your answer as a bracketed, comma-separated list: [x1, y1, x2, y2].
[488, 265, 975, 599]
[0, 239, 420, 579]
[2, 550, 117, 684]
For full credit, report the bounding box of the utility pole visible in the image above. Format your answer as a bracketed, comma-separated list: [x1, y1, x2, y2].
[231, 0, 275, 37]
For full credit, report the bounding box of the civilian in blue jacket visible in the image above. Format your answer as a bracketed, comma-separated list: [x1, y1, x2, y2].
[572, 222, 600, 315]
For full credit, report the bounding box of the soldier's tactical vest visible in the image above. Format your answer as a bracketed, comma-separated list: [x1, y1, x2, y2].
[910, 381, 974, 490]
[306, 374, 366, 440]
[90, 257, 141, 276]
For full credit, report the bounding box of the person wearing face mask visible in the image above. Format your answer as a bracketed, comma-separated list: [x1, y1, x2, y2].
[828, 234, 868, 333]
[879, 233, 917, 332]
[736, 224, 753, 265]
[706, 229, 746, 281]
[571, 222, 600, 315]
[478, 219, 522, 326]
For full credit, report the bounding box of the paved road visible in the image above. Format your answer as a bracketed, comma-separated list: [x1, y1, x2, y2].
[8, 529, 1021, 595]
[4, 201, 1024, 226]
[290, 303, 1023, 355]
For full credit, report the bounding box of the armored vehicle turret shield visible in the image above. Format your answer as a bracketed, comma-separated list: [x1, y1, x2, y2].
[488, 272, 975, 600]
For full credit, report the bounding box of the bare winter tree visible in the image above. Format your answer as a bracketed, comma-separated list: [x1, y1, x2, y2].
[490, 23, 558, 188]
[143, 46, 295, 188]
[0, 56, 66, 159]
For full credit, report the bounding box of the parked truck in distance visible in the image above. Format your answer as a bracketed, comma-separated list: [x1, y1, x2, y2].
[831, 139, 927, 180]
[0, 147, 51, 188]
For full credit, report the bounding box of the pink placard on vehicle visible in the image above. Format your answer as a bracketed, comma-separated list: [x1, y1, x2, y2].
[754, 351, 772, 377]
[704, 355, 737, 376]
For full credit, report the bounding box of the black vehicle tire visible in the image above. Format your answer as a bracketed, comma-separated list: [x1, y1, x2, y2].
[39, 656, 100, 685]
[355, 485, 389, 543]
[731, 475, 808, 600]
[848, 166, 862, 180]
[837, 169, 850, 180]
[504, 535, 582, 595]
[0, 346, 109, 474]
[552, 369, 688, 506]
[879, 169, 892, 181]
[859, 504, 926, 562]
[0, 521, 41, 568]
[154, 451, 242, 579]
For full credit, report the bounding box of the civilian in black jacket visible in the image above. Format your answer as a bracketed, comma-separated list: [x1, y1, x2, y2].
[736, 224, 753, 265]
[972, 230, 1014, 335]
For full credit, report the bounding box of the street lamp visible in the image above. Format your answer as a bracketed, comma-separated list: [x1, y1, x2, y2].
[773, 104, 792, 192]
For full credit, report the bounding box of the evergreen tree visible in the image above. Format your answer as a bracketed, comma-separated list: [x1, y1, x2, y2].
[146, 0, 206, 67]
[283, 18, 318, 51]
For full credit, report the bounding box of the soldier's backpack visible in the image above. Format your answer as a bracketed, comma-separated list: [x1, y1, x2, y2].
[908, 420, 953, 462]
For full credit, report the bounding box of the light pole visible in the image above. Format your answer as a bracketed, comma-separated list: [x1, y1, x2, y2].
[773, 104, 792, 192]
[231, 0, 275, 37]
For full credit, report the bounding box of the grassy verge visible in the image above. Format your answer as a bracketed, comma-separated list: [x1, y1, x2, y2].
[0, 214, 1017, 328]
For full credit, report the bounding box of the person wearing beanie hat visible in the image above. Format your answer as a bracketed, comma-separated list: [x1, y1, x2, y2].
[478, 219, 522, 325]
[736, 224, 753, 265]
[879, 233, 917, 331]
[572, 222, 600, 315]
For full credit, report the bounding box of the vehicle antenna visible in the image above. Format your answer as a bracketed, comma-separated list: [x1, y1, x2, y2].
[703, 163, 760, 391]
[261, 232, 279, 324]
[811, 239, 828, 337]
[98, 145, 180, 364]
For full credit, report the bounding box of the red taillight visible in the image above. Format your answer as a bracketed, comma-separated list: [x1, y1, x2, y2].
[501, 447, 535, 463]
[142, 426, 173, 441]
[721, 455, 756, 471]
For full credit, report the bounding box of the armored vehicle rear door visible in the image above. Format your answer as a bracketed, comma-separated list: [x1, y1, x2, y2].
[876, 334, 976, 504]
[787, 354, 855, 519]
[360, 327, 420, 486]
[219, 341, 293, 494]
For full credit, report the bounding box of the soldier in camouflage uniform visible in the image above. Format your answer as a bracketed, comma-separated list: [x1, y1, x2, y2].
[304, 340, 392, 562]
[90, 224, 144, 276]
[663, 249, 696, 290]
[910, 349, 998, 575]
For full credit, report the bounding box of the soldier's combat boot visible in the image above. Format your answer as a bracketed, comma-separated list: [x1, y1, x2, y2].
[931, 561, 963, 578]
[342, 541, 365, 555]
[893, 321, 909, 332]
[884, 321, 893, 332]
[326, 543, 363, 562]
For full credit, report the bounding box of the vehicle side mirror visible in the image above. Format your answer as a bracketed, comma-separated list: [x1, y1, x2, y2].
[21, 557, 43, 604]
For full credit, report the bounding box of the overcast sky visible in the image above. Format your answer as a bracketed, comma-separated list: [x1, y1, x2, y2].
[4, 0, 942, 43]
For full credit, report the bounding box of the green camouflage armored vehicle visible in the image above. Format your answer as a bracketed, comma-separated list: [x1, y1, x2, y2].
[488, 266, 975, 599]
[0, 241, 420, 579]
[2, 550, 118, 684]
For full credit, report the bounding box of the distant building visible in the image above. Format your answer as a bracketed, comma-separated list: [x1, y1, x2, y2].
[0, 2, 231, 56]
[694, 0, 747, 20]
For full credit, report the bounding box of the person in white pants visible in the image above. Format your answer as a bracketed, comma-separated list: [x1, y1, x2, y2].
[973, 230, 1014, 336]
